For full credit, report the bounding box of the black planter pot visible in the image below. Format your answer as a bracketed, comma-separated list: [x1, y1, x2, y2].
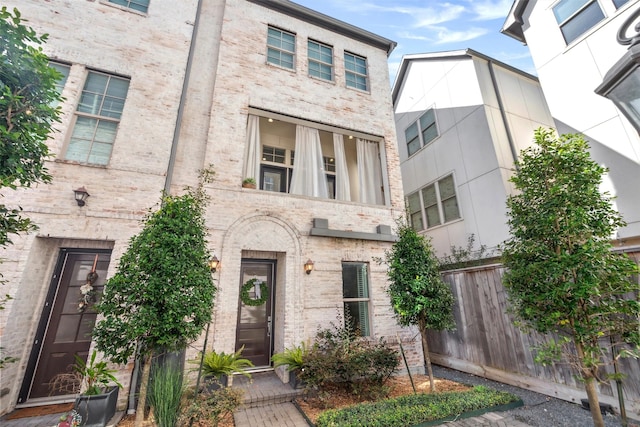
[74, 386, 119, 427]
[289, 369, 305, 390]
[202, 374, 228, 392]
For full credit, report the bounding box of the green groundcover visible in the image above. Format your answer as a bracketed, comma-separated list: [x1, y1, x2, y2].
[306, 386, 523, 427]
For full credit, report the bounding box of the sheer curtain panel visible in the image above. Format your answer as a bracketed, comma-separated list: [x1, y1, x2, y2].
[333, 133, 351, 201]
[243, 115, 261, 186]
[290, 125, 329, 198]
[356, 138, 383, 205]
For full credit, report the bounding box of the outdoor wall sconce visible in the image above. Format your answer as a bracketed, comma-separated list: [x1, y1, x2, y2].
[73, 186, 90, 207]
[304, 259, 314, 274]
[208, 255, 220, 272]
[595, 7, 640, 134]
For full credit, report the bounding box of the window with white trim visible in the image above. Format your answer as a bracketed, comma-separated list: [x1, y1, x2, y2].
[406, 108, 438, 156]
[344, 52, 368, 91]
[308, 40, 333, 81]
[409, 174, 461, 230]
[65, 71, 130, 165]
[553, 0, 605, 44]
[342, 262, 370, 336]
[108, 0, 149, 13]
[267, 27, 295, 70]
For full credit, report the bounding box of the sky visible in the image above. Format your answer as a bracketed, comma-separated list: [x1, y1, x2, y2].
[292, 0, 535, 84]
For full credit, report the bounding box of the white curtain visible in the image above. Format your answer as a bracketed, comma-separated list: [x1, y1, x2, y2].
[243, 115, 261, 186]
[333, 133, 351, 201]
[356, 138, 383, 205]
[290, 125, 329, 198]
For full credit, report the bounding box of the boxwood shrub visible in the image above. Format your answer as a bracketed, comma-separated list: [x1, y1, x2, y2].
[315, 385, 521, 427]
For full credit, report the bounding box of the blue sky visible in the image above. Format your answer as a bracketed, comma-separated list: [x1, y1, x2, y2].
[293, 0, 535, 83]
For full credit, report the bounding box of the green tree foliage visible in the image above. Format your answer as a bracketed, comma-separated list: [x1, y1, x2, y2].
[1, 7, 61, 247]
[502, 128, 640, 427]
[385, 219, 455, 391]
[0, 6, 62, 369]
[93, 168, 216, 426]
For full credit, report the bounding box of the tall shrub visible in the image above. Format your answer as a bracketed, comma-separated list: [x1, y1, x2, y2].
[384, 219, 455, 391]
[93, 168, 216, 426]
[502, 128, 640, 427]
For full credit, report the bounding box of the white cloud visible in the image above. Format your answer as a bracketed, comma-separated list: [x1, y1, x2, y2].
[413, 4, 466, 27]
[396, 31, 432, 41]
[468, 0, 513, 21]
[432, 26, 489, 44]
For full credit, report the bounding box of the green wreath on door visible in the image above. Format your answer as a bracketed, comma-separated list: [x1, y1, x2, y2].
[241, 278, 269, 306]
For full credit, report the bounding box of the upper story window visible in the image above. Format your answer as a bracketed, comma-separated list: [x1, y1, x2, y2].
[409, 174, 461, 230]
[308, 40, 333, 81]
[613, 0, 630, 7]
[267, 27, 295, 70]
[405, 109, 438, 156]
[108, 0, 149, 13]
[553, 0, 605, 44]
[344, 52, 368, 91]
[342, 262, 371, 336]
[65, 71, 130, 165]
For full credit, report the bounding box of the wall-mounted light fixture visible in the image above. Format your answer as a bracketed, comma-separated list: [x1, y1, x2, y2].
[304, 259, 314, 275]
[208, 255, 220, 272]
[73, 186, 90, 207]
[595, 7, 640, 133]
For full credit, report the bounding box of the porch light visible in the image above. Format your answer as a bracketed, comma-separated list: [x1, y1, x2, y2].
[73, 186, 90, 207]
[304, 259, 314, 274]
[208, 255, 220, 272]
[595, 7, 640, 133]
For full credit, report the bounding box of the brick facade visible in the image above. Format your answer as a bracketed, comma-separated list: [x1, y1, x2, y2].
[0, 0, 423, 415]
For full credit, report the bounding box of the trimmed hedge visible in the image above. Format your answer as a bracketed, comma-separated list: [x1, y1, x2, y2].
[315, 385, 522, 427]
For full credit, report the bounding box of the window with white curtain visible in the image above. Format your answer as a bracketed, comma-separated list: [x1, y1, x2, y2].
[65, 71, 130, 165]
[245, 114, 385, 205]
[408, 174, 461, 230]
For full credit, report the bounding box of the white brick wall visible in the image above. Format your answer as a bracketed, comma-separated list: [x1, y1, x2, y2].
[1, 0, 423, 415]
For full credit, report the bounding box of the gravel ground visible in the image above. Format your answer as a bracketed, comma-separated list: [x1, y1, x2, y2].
[432, 365, 638, 427]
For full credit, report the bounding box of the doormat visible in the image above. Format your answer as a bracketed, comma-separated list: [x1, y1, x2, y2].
[5, 402, 73, 420]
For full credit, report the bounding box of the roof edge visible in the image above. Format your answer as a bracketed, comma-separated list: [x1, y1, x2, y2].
[500, 0, 529, 44]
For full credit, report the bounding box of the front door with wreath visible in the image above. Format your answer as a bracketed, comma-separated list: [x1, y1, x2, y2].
[236, 260, 275, 367]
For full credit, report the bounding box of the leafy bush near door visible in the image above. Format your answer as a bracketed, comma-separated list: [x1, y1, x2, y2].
[299, 317, 399, 399]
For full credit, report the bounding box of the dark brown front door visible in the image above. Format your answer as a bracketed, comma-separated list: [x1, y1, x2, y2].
[236, 260, 275, 367]
[18, 249, 111, 402]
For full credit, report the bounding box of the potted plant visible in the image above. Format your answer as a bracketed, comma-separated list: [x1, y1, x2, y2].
[242, 177, 256, 189]
[198, 346, 254, 391]
[51, 350, 122, 427]
[271, 342, 307, 389]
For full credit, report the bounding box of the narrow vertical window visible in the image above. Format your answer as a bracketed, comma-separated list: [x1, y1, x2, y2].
[65, 71, 130, 165]
[408, 192, 424, 231]
[342, 262, 371, 336]
[308, 40, 333, 81]
[267, 27, 295, 70]
[344, 52, 368, 91]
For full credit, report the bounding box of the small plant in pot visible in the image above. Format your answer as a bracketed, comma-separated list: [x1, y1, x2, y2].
[198, 346, 254, 391]
[242, 177, 256, 189]
[271, 342, 308, 389]
[50, 350, 122, 427]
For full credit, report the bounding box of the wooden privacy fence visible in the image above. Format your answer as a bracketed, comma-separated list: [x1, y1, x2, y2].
[427, 255, 640, 417]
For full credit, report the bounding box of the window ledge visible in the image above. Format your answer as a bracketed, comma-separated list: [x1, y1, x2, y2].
[99, 1, 148, 16]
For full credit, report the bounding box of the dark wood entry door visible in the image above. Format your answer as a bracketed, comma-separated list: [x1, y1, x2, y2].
[236, 260, 275, 367]
[18, 250, 111, 402]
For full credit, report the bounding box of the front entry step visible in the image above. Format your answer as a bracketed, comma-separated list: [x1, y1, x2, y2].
[232, 371, 303, 408]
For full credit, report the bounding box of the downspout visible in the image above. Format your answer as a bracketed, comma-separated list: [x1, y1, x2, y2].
[163, 0, 204, 194]
[127, 0, 204, 416]
[487, 60, 520, 169]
